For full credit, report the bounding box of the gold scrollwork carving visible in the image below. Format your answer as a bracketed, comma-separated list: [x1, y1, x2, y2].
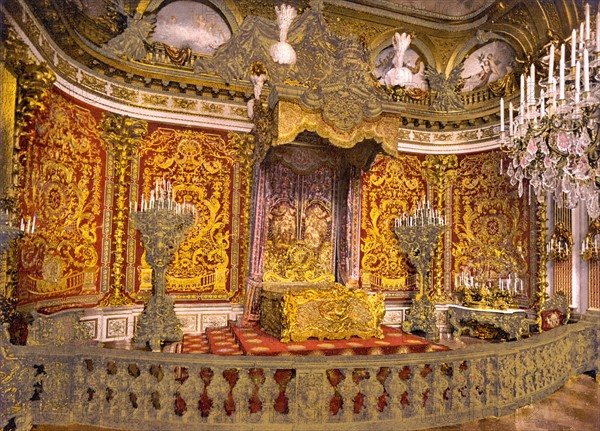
[281, 282, 384, 342]
[360, 154, 424, 290]
[19, 92, 102, 305]
[453, 152, 531, 298]
[99, 113, 147, 307]
[422, 155, 458, 303]
[140, 128, 245, 299]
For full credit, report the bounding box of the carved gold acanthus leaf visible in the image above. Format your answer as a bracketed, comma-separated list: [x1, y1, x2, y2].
[274, 100, 398, 155]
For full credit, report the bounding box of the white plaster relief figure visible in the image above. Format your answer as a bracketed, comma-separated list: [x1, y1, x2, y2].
[270, 4, 298, 65]
[382, 32, 414, 87]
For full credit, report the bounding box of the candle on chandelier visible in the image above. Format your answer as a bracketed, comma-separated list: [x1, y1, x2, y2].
[579, 22, 585, 47]
[597, 11, 600, 52]
[519, 74, 525, 122]
[575, 60, 581, 104]
[571, 29, 577, 67]
[548, 43, 554, 85]
[529, 63, 535, 106]
[559, 45, 565, 99]
[583, 48, 590, 93]
[509, 102, 514, 135]
[500, 97, 504, 132]
[585, 3, 591, 40]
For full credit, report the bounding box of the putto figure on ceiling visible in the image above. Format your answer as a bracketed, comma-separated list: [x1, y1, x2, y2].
[381, 32, 414, 88]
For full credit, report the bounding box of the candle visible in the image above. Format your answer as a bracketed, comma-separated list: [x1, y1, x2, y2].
[520, 73, 525, 106]
[597, 12, 600, 53]
[529, 63, 535, 105]
[559, 54, 565, 100]
[585, 3, 591, 40]
[580, 22, 585, 46]
[583, 48, 590, 93]
[509, 102, 514, 135]
[575, 60, 580, 104]
[500, 97, 504, 132]
[31, 215, 35, 234]
[571, 29, 576, 67]
[548, 43, 554, 85]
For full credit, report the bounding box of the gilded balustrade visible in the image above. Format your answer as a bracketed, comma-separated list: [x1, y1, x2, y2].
[1, 311, 598, 431]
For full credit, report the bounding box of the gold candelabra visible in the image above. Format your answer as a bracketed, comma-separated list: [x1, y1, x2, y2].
[581, 217, 600, 261]
[132, 180, 195, 351]
[547, 222, 573, 262]
[394, 200, 446, 341]
[454, 270, 523, 310]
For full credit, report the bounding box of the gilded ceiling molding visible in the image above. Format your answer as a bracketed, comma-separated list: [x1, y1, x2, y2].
[1, 0, 253, 132]
[397, 125, 502, 154]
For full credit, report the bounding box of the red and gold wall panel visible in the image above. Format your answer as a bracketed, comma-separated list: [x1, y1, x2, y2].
[360, 153, 426, 298]
[452, 151, 534, 296]
[359, 150, 533, 302]
[18, 89, 106, 309]
[133, 126, 252, 302]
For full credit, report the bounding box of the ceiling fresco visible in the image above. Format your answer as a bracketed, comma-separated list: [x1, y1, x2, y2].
[359, 0, 496, 17]
[152, 1, 231, 54]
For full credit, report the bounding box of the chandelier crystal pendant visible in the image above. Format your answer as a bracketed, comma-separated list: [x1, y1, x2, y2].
[500, 4, 600, 218]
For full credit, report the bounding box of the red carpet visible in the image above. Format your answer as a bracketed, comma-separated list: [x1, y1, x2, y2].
[180, 323, 449, 356]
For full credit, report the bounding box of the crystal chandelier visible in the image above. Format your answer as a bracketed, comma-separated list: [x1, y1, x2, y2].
[500, 4, 600, 218]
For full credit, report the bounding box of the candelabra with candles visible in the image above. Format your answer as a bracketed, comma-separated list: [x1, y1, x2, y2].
[394, 200, 446, 341]
[131, 180, 196, 352]
[454, 269, 523, 310]
[546, 222, 573, 261]
[581, 217, 600, 261]
[500, 3, 600, 219]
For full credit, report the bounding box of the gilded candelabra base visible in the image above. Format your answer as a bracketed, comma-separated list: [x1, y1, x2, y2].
[401, 295, 439, 341]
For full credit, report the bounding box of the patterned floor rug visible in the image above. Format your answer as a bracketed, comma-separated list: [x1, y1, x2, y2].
[180, 323, 449, 356]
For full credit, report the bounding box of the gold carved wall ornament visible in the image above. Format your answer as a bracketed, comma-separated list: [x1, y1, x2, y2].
[18, 91, 102, 306]
[360, 154, 425, 294]
[99, 113, 147, 307]
[422, 155, 458, 303]
[140, 128, 249, 300]
[452, 152, 532, 300]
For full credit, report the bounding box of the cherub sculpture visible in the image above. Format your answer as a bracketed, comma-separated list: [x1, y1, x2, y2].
[382, 32, 414, 87]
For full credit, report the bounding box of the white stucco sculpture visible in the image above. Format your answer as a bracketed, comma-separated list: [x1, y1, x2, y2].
[270, 4, 297, 65]
[382, 32, 414, 87]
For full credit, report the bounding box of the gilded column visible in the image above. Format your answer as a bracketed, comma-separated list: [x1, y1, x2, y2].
[422, 154, 458, 303]
[534, 196, 549, 317]
[99, 113, 147, 307]
[551, 206, 573, 306]
[0, 27, 54, 298]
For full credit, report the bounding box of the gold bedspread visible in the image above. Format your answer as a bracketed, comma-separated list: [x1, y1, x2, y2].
[261, 282, 384, 342]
